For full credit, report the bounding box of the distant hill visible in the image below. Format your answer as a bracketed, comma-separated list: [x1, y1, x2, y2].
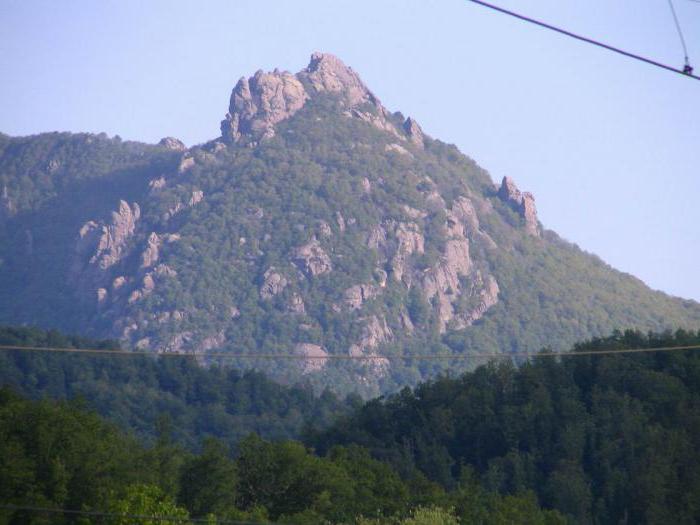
[1, 52, 698, 394]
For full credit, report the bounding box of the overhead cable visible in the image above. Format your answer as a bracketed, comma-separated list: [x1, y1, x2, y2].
[1, 343, 699, 360]
[0, 503, 263, 525]
[667, 0, 693, 72]
[466, 0, 699, 80]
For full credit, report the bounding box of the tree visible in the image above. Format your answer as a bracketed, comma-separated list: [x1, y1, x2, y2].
[178, 438, 237, 518]
[108, 484, 189, 525]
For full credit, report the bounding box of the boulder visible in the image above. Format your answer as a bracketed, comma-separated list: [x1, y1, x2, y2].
[293, 239, 332, 277]
[260, 268, 288, 299]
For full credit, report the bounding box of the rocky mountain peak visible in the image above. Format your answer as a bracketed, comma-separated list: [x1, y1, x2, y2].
[298, 52, 380, 108]
[220, 52, 422, 146]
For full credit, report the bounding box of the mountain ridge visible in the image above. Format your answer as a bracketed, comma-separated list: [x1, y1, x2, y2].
[0, 52, 698, 394]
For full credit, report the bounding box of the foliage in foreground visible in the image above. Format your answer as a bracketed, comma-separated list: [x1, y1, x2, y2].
[0, 388, 562, 524]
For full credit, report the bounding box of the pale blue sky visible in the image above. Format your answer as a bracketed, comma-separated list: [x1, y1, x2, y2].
[1, 0, 699, 301]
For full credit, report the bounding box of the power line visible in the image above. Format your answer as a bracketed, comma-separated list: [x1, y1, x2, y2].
[466, 0, 699, 80]
[0, 503, 263, 525]
[668, 0, 692, 67]
[0, 343, 699, 360]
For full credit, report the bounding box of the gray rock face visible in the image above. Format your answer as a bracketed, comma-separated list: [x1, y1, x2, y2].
[288, 293, 306, 314]
[295, 343, 328, 373]
[458, 273, 500, 328]
[76, 200, 140, 273]
[260, 268, 288, 299]
[498, 176, 539, 236]
[403, 117, 425, 147]
[344, 284, 378, 310]
[221, 69, 308, 144]
[421, 238, 472, 332]
[164, 190, 204, 220]
[361, 194, 499, 334]
[299, 52, 380, 108]
[367, 221, 425, 283]
[292, 239, 332, 277]
[348, 315, 392, 377]
[140, 232, 160, 269]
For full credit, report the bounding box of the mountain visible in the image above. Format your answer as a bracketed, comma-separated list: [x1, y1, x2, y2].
[1, 52, 698, 394]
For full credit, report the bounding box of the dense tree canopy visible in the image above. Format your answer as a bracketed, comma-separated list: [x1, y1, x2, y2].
[0, 326, 353, 448]
[0, 387, 563, 524]
[311, 329, 700, 523]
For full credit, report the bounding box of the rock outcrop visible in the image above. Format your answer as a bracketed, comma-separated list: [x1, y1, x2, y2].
[498, 176, 539, 236]
[344, 284, 378, 310]
[348, 315, 392, 376]
[221, 69, 308, 144]
[390, 222, 425, 283]
[362, 194, 499, 333]
[421, 238, 472, 332]
[159, 137, 187, 151]
[403, 117, 425, 147]
[299, 52, 380, 107]
[164, 189, 204, 220]
[292, 239, 332, 277]
[140, 233, 160, 269]
[288, 293, 306, 314]
[260, 268, 287, 299]
[75, 200, 140, 273]
[295, 343, 328, 373]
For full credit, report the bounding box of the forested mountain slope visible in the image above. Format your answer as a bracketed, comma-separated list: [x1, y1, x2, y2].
[1, 53, 698, 394]
[0, 326, 351, 448]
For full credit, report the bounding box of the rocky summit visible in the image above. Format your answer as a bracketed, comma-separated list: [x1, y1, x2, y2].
[1, 52, 699, 395]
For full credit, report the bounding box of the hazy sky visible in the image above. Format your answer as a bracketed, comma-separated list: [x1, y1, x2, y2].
[1, 0, 699, 301]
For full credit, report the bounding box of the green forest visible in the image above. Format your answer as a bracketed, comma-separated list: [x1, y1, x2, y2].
[0, 387, 564, 524]
[2, 327, 700, 523]
[312, 330, 700, 523]
[0, 326, 352, 448]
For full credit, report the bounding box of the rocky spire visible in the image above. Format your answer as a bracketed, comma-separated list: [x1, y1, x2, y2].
[403, 117, 425, 148]
[498, 176, 539, 236]
[220, 52, 413, 145]
[297, 52, 381, 108]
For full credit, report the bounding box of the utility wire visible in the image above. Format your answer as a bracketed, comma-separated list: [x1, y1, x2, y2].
[0, 503, 265, 525]
[668, 0, 692, 66]
[1, 344, 699, 360]
[466, 0, 699, 80]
